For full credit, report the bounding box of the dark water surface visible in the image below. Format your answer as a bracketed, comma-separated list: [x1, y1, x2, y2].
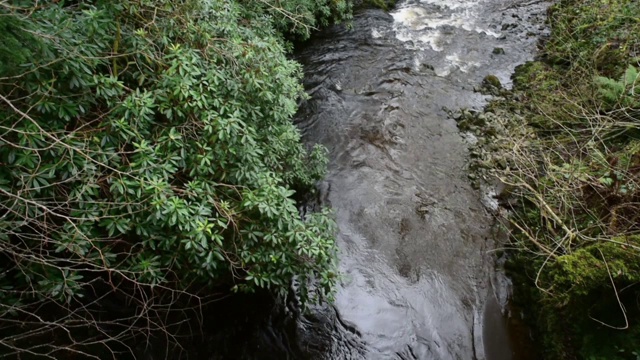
[203, 1, 550, 359]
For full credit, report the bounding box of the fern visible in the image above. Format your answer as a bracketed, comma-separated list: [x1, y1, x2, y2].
[595, 65, 640, 107]
[596, 76, 625, 103]
[624, 65, 639, 87]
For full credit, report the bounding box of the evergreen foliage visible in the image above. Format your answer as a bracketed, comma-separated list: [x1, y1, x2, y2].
[241, 0, 352, 39]
[0, 0, 348, 357]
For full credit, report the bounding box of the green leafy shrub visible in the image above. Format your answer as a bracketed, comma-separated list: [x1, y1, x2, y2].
[0, 0, 346, 357]
[241, 0, 352, 39]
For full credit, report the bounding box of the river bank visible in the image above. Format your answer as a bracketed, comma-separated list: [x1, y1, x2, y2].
[461, 0, 640, 358]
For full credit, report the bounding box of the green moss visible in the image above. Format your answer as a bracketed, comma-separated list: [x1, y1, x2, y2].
[543, 240, 640, 359]
[509, 238, 640, 359]
[483, 74, 502, 89]
[545, 238, 640, 300]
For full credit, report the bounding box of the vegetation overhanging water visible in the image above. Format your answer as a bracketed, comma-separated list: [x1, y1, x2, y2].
[4, 0, 637, 359]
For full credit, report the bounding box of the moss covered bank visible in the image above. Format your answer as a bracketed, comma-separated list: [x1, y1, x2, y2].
[462, 0, 640, 358]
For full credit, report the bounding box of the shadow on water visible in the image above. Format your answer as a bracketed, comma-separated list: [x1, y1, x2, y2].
[199, 0, 551, 359]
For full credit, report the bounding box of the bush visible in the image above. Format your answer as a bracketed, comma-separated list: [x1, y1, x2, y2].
[0, 0, 346, 357]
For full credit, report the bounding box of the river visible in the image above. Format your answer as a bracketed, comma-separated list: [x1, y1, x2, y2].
[203, 0, 550, 359]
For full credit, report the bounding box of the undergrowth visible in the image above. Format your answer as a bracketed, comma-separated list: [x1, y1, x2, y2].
[486, 0, 640, 358]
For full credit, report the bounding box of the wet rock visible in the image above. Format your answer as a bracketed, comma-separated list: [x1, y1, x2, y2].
[482, 75, 502, 89]
[476, 113, 487, 126]
[492, 47, 505, 55]
[420, 63, 435, 71]
[458, 119, 471, 130]
[496, 157, 508, 169]
[416, 206, 430, 215]
[499, 88, 511, 97]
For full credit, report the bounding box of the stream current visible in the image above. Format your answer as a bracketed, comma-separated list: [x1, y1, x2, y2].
[204, 1, 551, 359]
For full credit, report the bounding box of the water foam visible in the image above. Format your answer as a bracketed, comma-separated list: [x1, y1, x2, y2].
[382, 0, 502, 75]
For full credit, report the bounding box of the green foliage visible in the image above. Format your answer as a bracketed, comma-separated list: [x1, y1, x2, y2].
[241, 0, 352, 39]
[0, 14, 36, 76]
[544, 238, 640, 303]
[0, 0, 345, 357]
[533, 238, 640, 360]
[545, 0, 640, 74]
[596, 65, 640, 107]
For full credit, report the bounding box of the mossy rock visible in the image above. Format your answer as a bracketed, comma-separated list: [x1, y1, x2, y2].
[538, 238, 640, 359]
[545, 239, 640, 299]
[482, 74, 502, 89]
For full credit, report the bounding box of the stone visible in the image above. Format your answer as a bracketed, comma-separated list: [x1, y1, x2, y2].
[421, 63, 435, 71]
[417, 206, 430, 214]
[496, 157, 508, 169]
[482, 74, 502, 89]
[476, 113, 487, 126]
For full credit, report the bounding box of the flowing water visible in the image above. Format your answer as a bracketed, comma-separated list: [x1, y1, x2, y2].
[202, 1, 551, 359]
